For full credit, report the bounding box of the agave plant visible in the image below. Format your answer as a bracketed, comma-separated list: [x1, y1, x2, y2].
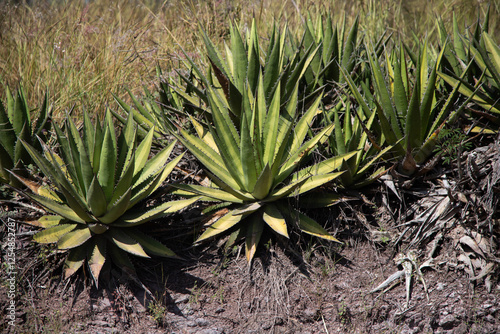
[320, 97, 394, 188]
[167, 69, 354, 263]
[14, 111, 197, 286]
[0, 85, 51, 185]
[439, 31, 500, 116]
[341, 41, 468, 175]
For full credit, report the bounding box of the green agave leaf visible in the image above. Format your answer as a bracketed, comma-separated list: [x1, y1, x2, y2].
[64, 244, 88, 278]
[240, 85, 258, 191]
[277, 122, 334, 184]
[108, 152, 135, 209]
[57, 226, 92, 249]
[98, 122, 117, 202]
[116, 112, 137, 179]
[252, 164, 273, 200]
[262, 82, 281, 166]
[299, 193, 348, 208]
[67, 115, 93, 196]
[33, 223, 78, 244]
[262, 204, 288, 238]
[98, 188, 132, 224]
[107, 242, 136, 275]
[88, 236, 106, 286]
[87, 176, 108, 217]
[129, 229, 178, 258]
[196, 209, 246, 243]
[293, 209, 341, 243]
[11, 86, 30, 139]
[133, 127, 155, 177]
[0, 95, 16, 160]
[108, 228, 149, 258]
[175, 127, 241, 190]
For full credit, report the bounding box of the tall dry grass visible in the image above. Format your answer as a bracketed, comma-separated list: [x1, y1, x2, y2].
[0, 0, 497, 120]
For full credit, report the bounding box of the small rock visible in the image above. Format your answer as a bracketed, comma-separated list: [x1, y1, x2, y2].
[196, 318, 210, 327]
[175, 296, 189, 304]
[215, 308, 225, 314]
[262, 322, 272, 330]
[199, 329, 222, 334]
[439, 314, 457, 329]
[436, 282, 446, 291]
[485, 315, 496, 323]
[186, 321, 197, 327]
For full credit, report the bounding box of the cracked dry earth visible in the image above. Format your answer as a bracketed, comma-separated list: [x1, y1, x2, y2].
[1, 141, 500, 333]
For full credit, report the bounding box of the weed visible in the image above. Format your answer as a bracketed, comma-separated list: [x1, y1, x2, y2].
[434, 127, 472, 165]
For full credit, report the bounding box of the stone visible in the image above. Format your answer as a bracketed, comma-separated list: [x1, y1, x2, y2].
[439, 314, 457, 329]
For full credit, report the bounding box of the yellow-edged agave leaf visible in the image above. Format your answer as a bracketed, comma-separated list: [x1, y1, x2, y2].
[196, 210, 246, 243]
[28, 192, 88, 224]
[117, 197, 200, 227]
[26, 215, 65, 228]
[37, 185, 62, 202]
[131, 230, 178, 258]
[174, 184, 245, 203]
[232, 202, 262, 216]
[294, 172, 344, 196]
[57, 227, 92, 249]
[108, 228, 149, 258]
[33, 223, 78, 244]
[292, 152, 357, 181]
[132, 141, 176, 188]
[64, 244, 87, 278]
[483, 33, 500, 82]
[88, 237, 106, 287]
[245, 215, 264, 263]
[262, 204, 288, 238]
[293, 209, 342, 243]
[267, 177, 308, 201]
[190, 116, 219, 152]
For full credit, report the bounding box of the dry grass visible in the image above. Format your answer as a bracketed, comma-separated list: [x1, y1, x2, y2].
[0, 0, 497, 120]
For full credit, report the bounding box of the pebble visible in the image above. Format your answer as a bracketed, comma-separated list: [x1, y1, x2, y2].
[196, 318, 210, 327]
[439, 314, 457, 329]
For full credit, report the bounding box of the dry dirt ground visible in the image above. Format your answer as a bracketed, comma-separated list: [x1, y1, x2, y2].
[1, 140, 499, 333]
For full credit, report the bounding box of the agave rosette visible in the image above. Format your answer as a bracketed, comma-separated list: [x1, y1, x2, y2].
[169, 69, 354, 263]
[341, 41, 468, 175]
[0, 85, 52, 185]
[16, 111, 197, 285]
